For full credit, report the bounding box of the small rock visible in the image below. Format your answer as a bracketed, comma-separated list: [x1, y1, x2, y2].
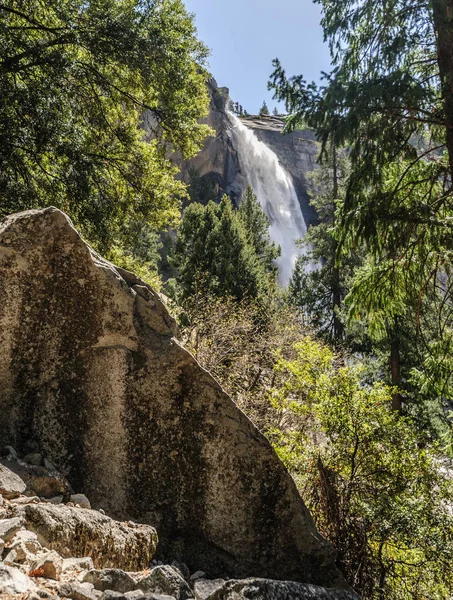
[35, 591, 55, 599]
[0, 537, 4, 555]
[2, 445, 18, 460]
[29, 549, 63, 580]
[12, 494, 41, 504]
[124, 591, 145, 600]
[1, 458, 71, 498]
[193, 579, 225, 600]
[0, 516, 25, 542]
[190, 572, 205, 582]
[48, 495, 64, 504]
[43, 458, 57, 471]
[62, 556, 95, 572]
[70, 493, 91, 509]
[4, 530, 41, 564]
[101, 592, 125, 600]
[60, 581, 98, 600]
[0, 463, 27, 498]
[171, 563, 190, 581]
[138, 566, 192, 600]
[0, 564, 33, 594]
[23, 453, 43, 467]
[83, 569, 136, 593]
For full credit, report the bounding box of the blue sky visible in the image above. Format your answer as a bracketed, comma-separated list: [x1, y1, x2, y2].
[183, 0, 332, 115]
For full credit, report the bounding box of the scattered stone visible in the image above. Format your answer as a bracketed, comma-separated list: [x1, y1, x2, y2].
[138, 566, 193, 600]
[0, 458, 71, 498]
[0, 537, 4, 555]
[29, 550, 63, 580]
[43, 459, 57, 471]
[83, 569, 136, 593]
[190, 572, 205, 582]
[124, 591, 145, 600]
[0, 516, 25, 542]
[24, 453, 43, 467]
[12, 494, 41, 505]
[25, 503, 157, 570]
[35, 590, 55, 599]
[60, 581, 98, 600]
[48, 495, 64, 505]
[0, 564, 33, 594]
[193, 580, 225, 600]
[62, 557, 95, 573]
[5, 530, 42, 564]
[2, 445, 18, 460]
[171, 563, 190, 581]
[70, 494, 91, 509]
[101, 592, 125, 600]
[0, 463, 27, 498]
[201, 579, 360, 600]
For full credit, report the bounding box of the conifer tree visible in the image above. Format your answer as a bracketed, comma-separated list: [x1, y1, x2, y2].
[259, 101, 269, 116]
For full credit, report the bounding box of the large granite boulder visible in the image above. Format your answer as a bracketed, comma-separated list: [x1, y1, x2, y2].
[203, 579, 358, 600]
[22, 503, 157, 571]
[0, 208, 345, 587]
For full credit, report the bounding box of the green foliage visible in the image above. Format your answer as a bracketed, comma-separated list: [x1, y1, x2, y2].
[269, 337, 453, 599]
[0, 0, 212, 274]
[187, 167, 217, 205]
[171, 188, 280, 306]
[259, 100, 269, 116]
[289, 153, 358, 343]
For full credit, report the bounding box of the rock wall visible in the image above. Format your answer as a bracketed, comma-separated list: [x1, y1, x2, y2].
[176, 79, 320, 226]
[0, 208, 347, 589]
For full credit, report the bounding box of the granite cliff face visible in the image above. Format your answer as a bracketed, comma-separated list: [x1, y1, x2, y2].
[179, 80, 320, 228]
[0, 208, 349, 589]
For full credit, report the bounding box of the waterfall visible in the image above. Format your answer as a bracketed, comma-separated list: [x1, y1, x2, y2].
[227, 113, 308, 285]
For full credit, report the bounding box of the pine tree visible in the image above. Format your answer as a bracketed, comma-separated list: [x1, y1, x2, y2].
[259, 101, 269, 116]
[171, 192, 280, 305]
[269, 0, 453, 415]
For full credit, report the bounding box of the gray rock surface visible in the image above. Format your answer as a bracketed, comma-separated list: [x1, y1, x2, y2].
[0, 563, 33, 594]
[83, 569, 136, 593]
[0, 462, 27, 498]
[203, 579, 359, 600]
[173, 80, 320, 228]
[23, 503, 157, 571]
[0, 457, 72, 498]
[240, 116, 320, 227]
[0, 207, 345, 588]
[194, 579, 225, 600]
[60, 581, 98, 600]
[0, 516, 25, 542]
[138, 565, 192, 600]
[29, 549, 64, 580]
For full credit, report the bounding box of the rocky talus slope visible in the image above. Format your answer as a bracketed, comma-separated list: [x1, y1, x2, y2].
[0, 456, 358, 600]
[0, 208, 359, 599]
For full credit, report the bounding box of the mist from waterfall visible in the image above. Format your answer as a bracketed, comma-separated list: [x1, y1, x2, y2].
[228, 113, 308, 284]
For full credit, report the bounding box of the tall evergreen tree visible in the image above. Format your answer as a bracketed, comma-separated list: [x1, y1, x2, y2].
[269, 0, 453, 415]
[171, 193, 280, 305]
[0, 0, 211, 261]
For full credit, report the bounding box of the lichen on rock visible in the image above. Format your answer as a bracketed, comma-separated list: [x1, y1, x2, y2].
[0, 208, 347, 588]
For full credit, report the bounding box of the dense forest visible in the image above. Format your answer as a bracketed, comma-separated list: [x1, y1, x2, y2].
[2, 1, 453, 598]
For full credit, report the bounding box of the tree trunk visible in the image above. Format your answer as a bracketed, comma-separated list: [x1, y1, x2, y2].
[331, 144, 344, 343]
[390, 335, 402, 412]
[432, 0, 453, 178]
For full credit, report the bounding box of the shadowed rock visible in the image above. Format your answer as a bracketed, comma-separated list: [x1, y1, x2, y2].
[0, 208, 346, 588]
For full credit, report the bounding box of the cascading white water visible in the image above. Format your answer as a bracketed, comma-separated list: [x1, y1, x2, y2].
[228, 113, 308, 284]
